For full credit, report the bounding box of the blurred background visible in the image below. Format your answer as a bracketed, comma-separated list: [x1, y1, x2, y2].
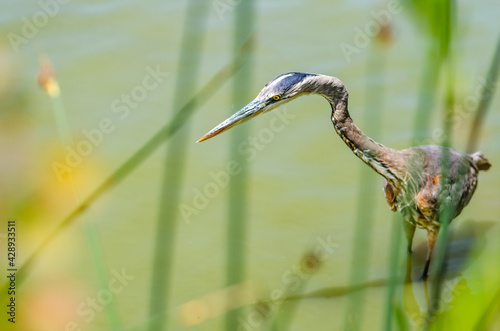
[0, 0, 499, 330]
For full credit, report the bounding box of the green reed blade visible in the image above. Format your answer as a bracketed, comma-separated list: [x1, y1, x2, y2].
[382, 214, 404, 331]
[466, 31, 500, 153]
[225, 1, 255, 330]
[147, 1, 209, 330]
[344, 46, 388, 331]
[48, 80, 122, 330]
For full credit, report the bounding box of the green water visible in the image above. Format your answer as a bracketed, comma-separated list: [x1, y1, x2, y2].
[0, 0, 499, 330]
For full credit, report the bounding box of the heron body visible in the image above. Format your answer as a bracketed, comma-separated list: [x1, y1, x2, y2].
[198, 72, 491, 277]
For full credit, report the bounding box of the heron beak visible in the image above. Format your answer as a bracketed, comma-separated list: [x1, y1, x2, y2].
[197, 99, 266, 142]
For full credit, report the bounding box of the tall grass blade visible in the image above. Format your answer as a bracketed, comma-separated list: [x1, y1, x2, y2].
[398, 1, 455, 329]
[382, 214, 404, 331]
[425, 7, 456, 328]
[466, 30, 500, 153]
[344, 45, 387, 330]
[411, 43, 441, 144]
[147, 1, 209, 330]
[403, 0, 453, 144]
[39, 58, 122, 330]
[225, 1, 255, 330]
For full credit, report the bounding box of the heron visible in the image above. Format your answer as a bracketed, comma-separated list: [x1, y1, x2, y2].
[197, 72, 491, 278]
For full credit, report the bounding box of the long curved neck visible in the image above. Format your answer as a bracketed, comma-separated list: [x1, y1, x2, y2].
[305, 75, 404, 183]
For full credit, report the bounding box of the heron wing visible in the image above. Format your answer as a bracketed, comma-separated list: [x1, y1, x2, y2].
[438, 153, 480, 221]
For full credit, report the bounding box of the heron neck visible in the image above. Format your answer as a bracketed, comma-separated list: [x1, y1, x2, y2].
[310, 79, 404, 183]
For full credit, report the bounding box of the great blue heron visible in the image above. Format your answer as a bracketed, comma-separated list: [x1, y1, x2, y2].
[197, 72, 491, 278]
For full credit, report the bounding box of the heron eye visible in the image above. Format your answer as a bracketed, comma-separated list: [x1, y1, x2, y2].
[272, 95, 280, 101]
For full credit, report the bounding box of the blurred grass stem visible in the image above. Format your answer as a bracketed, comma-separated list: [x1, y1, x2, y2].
[147, 1, 209, 330]
[225, 1, 255, 330]
[382, 214, 404, 331]
[45, 67, 122, 330]
[466, 31, 500, 153]
[344, 46, 387, 330]
[425, 42, 456, 331]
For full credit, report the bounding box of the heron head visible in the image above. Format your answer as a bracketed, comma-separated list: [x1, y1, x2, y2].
[197, 72, 318, 142]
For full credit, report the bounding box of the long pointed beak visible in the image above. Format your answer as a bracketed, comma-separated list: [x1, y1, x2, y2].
[197, 99, 266, 142]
